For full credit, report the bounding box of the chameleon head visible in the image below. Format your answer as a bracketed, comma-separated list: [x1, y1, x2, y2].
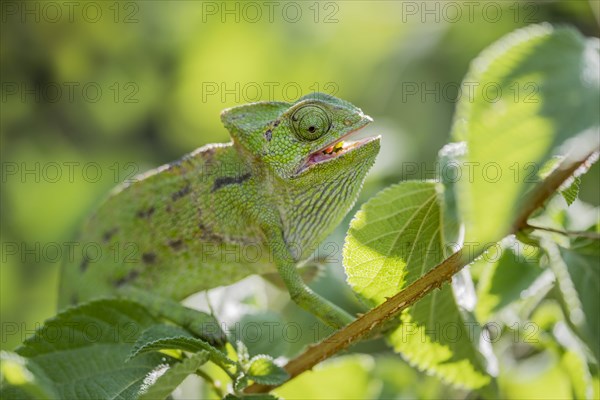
[221, 92, 381, 180]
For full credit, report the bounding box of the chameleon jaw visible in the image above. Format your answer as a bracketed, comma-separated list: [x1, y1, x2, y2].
[298, 129, 379, 173]
[307, 137, 373, 163]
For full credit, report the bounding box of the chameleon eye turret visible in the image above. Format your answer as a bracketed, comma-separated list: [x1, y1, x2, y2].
[291, 104, 332, 141]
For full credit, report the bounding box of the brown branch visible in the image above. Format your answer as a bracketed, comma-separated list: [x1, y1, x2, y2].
[511, 152, 597, 232]
[245, 149, 598, 394]
[245, 250, 465, 394]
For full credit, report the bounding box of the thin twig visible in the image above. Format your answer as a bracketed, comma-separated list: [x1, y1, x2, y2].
[525, 223, 600, 239]
[245, 149, 598, 394]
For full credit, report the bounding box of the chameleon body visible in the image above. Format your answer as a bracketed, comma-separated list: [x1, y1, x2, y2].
[59, 93, 380, 333]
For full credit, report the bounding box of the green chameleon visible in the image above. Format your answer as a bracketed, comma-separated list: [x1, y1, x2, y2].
[59, 93, 380, 342]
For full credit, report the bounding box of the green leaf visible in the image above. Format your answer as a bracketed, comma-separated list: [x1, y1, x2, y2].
[246, 355, 289, 386]
[437, 142, 466, 247]
[15, 299, 172, 400]
[137, 352, 209, 400]
[234, 374, 249, 392]
[499, 350, 576, 399]
[236, 341, 250, 365]
[228, 312, 290, 359]
[386, 287, 492, 390]
[562, 153, 599, 206]
[561, 350, 594, 400]
[550, 236, 600, 361]
[0, 351, 57, 400]
[538, 154, 598, 207]
[344, 181, 491, 389]
[274, 355, 376, 399]
[122, 288, 227, 346]
[476, 240, 543, 321]
[451, 24, 599, 250]
[344, 181, 446, 305]
[130, 324, 234, 368]
[561, 176, 581, 206]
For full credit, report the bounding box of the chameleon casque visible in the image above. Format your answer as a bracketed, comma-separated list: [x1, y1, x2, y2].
[59, 93, 380, 341]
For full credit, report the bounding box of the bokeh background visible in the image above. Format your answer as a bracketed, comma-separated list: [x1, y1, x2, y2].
[2, 1, 599, 398]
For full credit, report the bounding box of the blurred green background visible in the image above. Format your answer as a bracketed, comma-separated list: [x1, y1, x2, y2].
[1, 1, 599, 398]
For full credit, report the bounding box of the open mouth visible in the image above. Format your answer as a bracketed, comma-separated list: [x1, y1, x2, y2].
[299, 125, 379, 172]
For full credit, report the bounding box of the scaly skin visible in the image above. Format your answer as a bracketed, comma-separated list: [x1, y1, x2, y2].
[59, 93, 380, 332]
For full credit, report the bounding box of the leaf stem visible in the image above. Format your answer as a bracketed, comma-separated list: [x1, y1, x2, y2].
[525, 223, 600, 239]
[245, 149, 598, 394]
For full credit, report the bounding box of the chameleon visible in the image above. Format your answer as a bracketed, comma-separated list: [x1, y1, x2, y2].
[58, 92, 380, 342]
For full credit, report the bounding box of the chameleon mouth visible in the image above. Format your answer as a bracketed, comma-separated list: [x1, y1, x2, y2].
[300, 126, 379, 172]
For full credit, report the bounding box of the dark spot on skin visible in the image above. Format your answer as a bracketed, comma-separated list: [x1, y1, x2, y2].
[203, 231, 224, 243]
[70, 294, 79, 305]
[142, 252, 157, 264]
[102, 227, 119, 243]
[211, 173, 251, 192]
[172, 184, 191, 201]
[265, 129, 272, 141]
[273, 120, 280, 127]
[80, 256, 89, 272]
[113, 270, 140, 288]
[198, 223, 223, 243]
[137, 207, 155, 219]
[168, 239, 184, 251]
[232, 113, 247, 120]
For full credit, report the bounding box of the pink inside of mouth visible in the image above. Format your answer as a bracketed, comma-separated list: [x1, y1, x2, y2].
[306, 138, 373, 166]
[300, 124, 377, 171]
[308, 141, 348, 164]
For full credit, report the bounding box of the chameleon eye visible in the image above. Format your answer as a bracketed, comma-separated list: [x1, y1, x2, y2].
[291, 105, 331, 141]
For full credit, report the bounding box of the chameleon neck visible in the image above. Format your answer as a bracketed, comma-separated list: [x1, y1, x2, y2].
[275, 162, 370, 262]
